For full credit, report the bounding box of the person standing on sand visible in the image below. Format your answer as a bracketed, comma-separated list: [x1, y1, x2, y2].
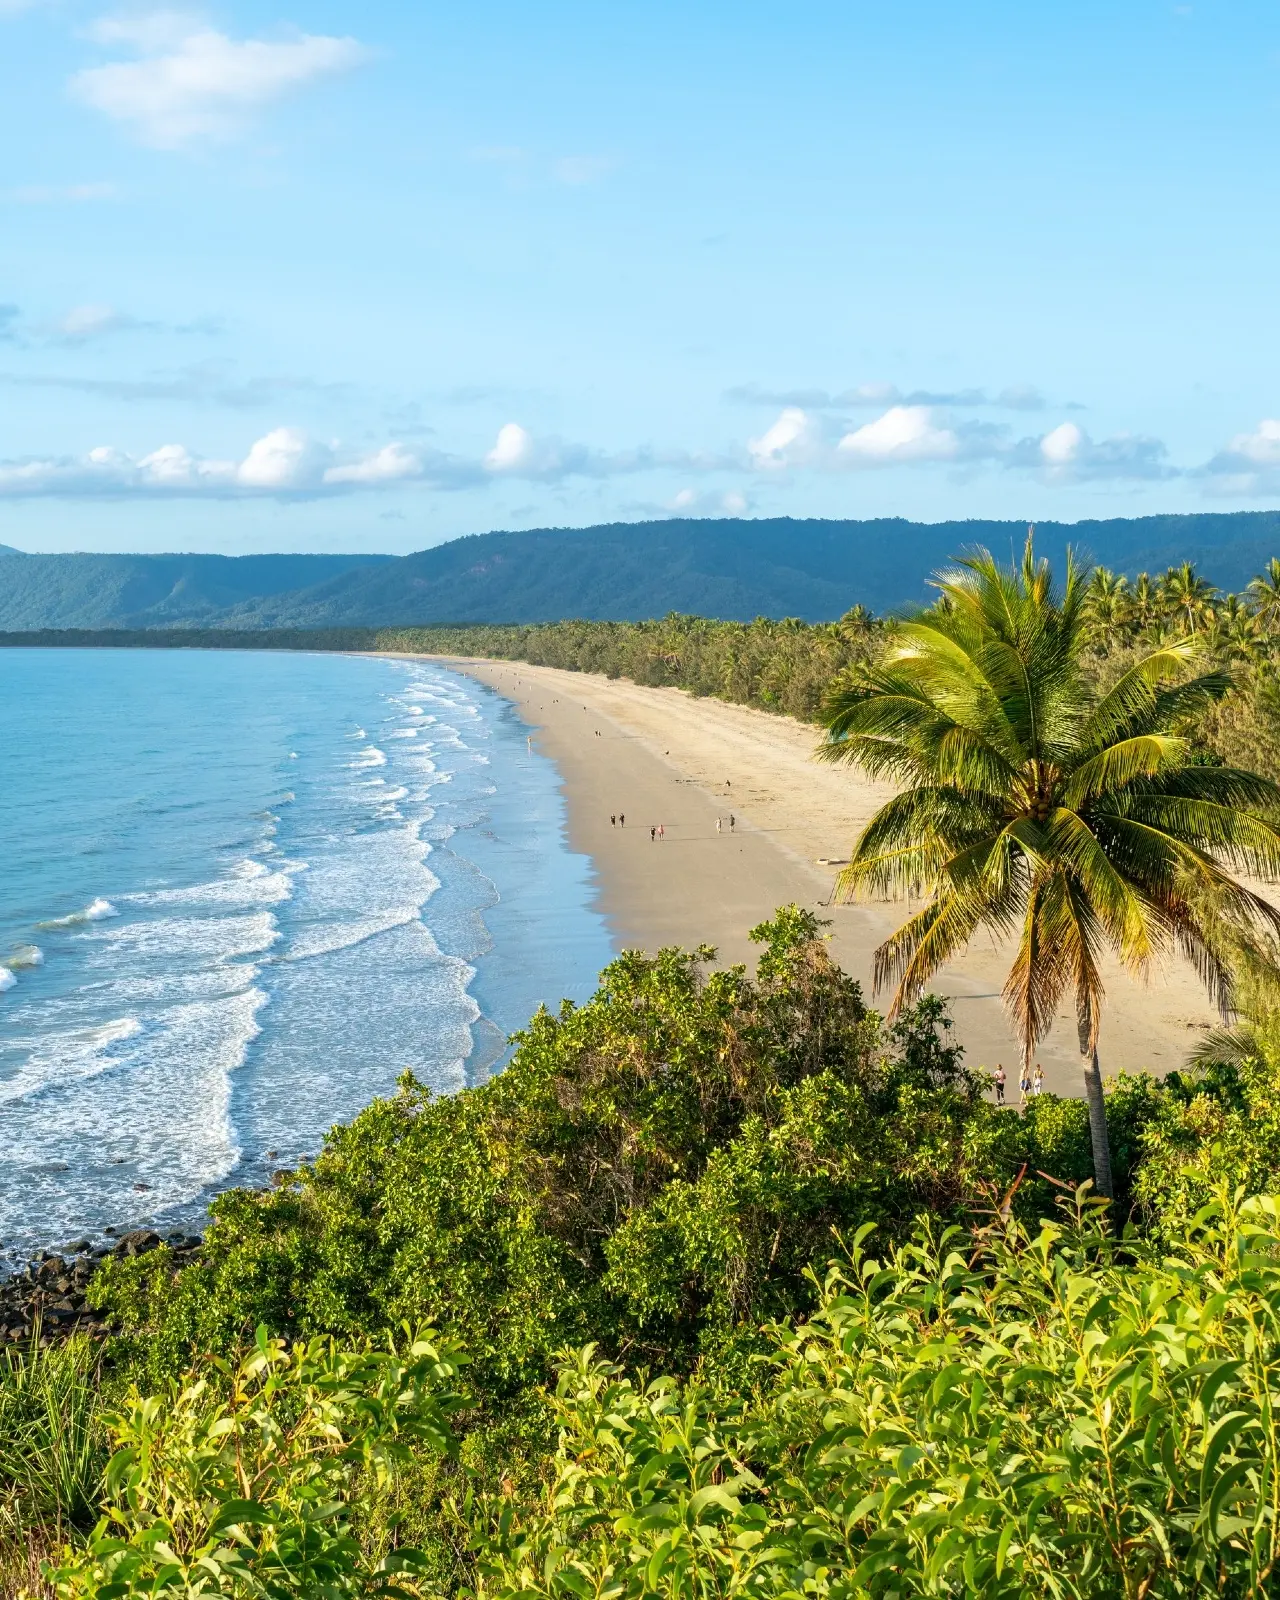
[1019, 1066, 1032, 1105]
[610, 815, 616, 827]
[658, 824, 665, 839]
[651, 826, 656, 842]
[620, 814, 625, 827]
[1033, 1064, 1045, 1097]
[730, 814, 736, 831]
[716, 817, 722, 833]
[994, 1065, 1006, 1105]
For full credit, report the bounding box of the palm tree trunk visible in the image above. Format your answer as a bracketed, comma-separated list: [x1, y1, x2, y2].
[1077, 1006, 1114, 1200]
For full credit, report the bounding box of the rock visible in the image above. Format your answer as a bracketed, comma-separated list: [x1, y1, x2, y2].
[63, 1238, 92, 1255]
[115, 1229, 161, 1257]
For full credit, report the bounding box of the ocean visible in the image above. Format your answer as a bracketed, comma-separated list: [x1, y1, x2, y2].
[0, 648, 613, 1265]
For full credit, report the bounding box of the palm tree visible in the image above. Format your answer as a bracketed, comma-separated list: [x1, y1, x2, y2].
[1159, 561, 1218, 636]
[1130, 571, 1159, 634]
[1083, 566, 1130, 635]
[1247, 558, 1280, 630]
[819, 535, 1280, 1197]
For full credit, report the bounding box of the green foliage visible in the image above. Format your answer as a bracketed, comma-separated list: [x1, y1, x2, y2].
[1133, 1056, 1280, 1247]
[820, 533, 1280, 1200]
[92, 911, 1022, 1401]
[476, 1194, 1280, 1600]
[45, 1327, 464, 1599]
[0, 1333, 108, 1587]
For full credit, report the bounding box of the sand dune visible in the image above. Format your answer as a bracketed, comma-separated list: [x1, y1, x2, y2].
[419, 657, 1241, 1098]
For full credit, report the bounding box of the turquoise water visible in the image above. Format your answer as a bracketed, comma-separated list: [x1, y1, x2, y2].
[0, 649, 612, 1262]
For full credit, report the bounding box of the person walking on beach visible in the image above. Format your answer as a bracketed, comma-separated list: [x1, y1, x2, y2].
[619, 814, 624, 827]
[658, 823, 665, 839]
[1019, 1066, 1032, 1106]
[994, 1064, 1006, 1105]
[651, 826, 656, 842]
[1033, 1064, 1045, 1097]
[729, 814, 736, 831]
[716, 817, 722, 833]
[611, 815, 616, 827]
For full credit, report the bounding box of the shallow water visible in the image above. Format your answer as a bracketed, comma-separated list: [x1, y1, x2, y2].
[0, 648, 612, 1262]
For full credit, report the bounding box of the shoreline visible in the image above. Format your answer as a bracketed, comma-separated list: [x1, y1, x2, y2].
[408, 656, 1223, 1098]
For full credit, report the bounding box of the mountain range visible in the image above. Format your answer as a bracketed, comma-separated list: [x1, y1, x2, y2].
[2, 510, 1279, 630]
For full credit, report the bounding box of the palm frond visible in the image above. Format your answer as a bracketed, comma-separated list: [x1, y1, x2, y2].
[1060, 735, 1184, 809]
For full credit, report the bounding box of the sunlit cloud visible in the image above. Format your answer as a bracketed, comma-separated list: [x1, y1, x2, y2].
[70, 13, 369, 146]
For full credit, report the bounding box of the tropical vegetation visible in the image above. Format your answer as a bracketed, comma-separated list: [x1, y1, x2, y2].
[7, 543, 1280, 1596]
[819, 537, 1280, 1199]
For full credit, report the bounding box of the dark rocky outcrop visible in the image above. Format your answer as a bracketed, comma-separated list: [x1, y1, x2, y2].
[0, 1230, 202, 1346]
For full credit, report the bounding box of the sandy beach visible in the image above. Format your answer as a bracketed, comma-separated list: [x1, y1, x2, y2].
[416, 657, 1231, 1097]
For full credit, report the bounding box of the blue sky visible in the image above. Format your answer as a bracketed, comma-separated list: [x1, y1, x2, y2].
[2, 1, 1280, 553]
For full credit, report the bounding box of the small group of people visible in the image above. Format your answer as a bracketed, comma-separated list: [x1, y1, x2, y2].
[610, 814, 626, 827]
[715, 815, 736, 833]
[650, 823, 665, 841]
[992, 1062, 1044, 1105]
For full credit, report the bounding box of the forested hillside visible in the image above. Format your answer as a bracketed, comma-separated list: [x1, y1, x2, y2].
[0, 549, 393, 630]
[5, 509, 1280, 628]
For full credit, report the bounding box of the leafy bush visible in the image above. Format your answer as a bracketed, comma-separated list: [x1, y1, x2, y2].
[45, 1327, 464, 1599]
[476, 1192, 1280, 1600]
[93, 911, 1034, 1400]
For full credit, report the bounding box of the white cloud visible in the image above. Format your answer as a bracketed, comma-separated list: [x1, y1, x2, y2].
[53, 303, 137, 343]
[324, 442, 422, 485]
[236, 425, 329, 488]
[1218, 418, 1280, 467]
[0, 428, 333, 497]
[485, 421, 538, 474]
[1039, 421, 1082, 465]
[1028, 422, 1171, 481]
[748, 406, 822, 470]
[836, 405, 960, 464]
[1200, 418, 1280, 496]
[0, 420, 684, 499]
[665, 487, 752, 516]
[70, 14, 369, 146]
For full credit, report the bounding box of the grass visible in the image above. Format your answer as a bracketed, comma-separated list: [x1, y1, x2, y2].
[0, 1331, 108, 1597]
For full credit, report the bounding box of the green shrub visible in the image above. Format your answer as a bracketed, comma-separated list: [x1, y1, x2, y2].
[93, 911, 1033, 1401]
[476, 1192, 1280, 1600]
[45, 1328, 464, 1599]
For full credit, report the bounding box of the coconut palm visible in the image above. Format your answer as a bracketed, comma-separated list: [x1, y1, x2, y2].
[1247, 558, 1280, 631]
[819, 535, 1280, 1197]
[1083, 566, 1130, 634]
[1129, 571, 1159, 634]
[1160, 561, 1218, 635]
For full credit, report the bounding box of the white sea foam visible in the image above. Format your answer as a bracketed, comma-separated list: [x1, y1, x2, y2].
[387, 728, 419, 738]
[0, 1015, 144, 1105]
[131, 859, 302, 910]
[40, 897, 118, 928]
[6, 945, 43, 970]
[349, 745, 387, 769]
[86, 911, 280, 965]
[286, 907, 421, 962]
[0, 968, 15, 993]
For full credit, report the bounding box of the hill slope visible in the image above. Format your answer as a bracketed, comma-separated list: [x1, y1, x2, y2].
[3, 511, 1279, 629]
[230, 511, 1280, 627]
[0, 551, 394, 630]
